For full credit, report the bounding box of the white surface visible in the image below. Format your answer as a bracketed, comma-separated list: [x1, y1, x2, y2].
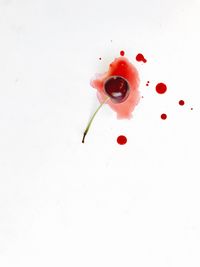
[0, 0, 200, 266]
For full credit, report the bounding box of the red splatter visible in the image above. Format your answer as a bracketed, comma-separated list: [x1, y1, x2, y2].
[91, 57, 140, 119]
[117, 135, 127, 145]
[136, 53, 147, 63]
[120, 50, 125, 56]
[161, 113, 167, 120]
[146, 80, 150, 86]
[179, 100, 185, 106]
[156, 83, 167, 94]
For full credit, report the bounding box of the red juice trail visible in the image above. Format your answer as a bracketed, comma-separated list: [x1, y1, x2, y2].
[156, 83, 167, 94]
[136, 53, 147, 63]
[117, 135, 127, 145]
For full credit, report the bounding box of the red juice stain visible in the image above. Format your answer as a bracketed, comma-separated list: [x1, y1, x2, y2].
[136, 53, 147, 63]
[161, 113, 167, 120]
[117, 135, 127, 145]
[120, 50, 125, 56]
[156, 83, 167, 94]
[179, 100, 185, 106]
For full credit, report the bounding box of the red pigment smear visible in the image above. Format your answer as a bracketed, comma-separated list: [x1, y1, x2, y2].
[161, 113, 167, 120]
[120, 50, 125, 56]
[179, 100, 185, 106]
[156, 83, 167, 94]
[91, 57, 140, 119]
[136, 53, 147, 63]
[117, 135, 127, 145]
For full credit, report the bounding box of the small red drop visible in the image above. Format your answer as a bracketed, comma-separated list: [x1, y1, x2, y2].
[156, 83, 167, 94]
[161, 113, 167, 120]
[117, 135, 127, 145]
[120, 50, 125, 56]
[179, 100, 185, 106]
[136, 53, 147, 63]
[99, 57, 102, 60]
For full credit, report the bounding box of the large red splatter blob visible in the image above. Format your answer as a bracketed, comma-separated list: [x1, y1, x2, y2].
[156, 83, 167, 94]
[91, 57, 140, 119]
[136, 53, 147, 63]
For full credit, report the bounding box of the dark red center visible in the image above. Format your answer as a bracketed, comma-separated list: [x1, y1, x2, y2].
[104, 76, 130, 103]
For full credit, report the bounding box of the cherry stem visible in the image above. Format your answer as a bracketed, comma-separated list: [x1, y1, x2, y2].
[82, 96, 110, 143]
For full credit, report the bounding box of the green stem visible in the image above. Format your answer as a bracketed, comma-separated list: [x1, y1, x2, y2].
[82, 96, 110, 143]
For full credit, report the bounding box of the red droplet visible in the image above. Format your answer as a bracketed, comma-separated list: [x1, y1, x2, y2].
[146, 80, 150, 86]
[99, 57, 102, 60]
[161, 113, 167, 120]
[156, 83, 167, 94]
[120, 50, 125, 56]
[117, 135, 127, 145]
[136, 53, 147, 63]
[179, 100, 185, 106]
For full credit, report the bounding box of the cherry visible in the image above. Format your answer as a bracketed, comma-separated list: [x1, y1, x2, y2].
[82, 76, 131, 143]
[103, 76, 130, 103]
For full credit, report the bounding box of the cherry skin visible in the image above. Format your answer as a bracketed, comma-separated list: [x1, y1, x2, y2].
[104, 76, 130, 103]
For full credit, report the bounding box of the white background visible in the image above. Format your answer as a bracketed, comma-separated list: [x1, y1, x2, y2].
[0, 0, 200, 266]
